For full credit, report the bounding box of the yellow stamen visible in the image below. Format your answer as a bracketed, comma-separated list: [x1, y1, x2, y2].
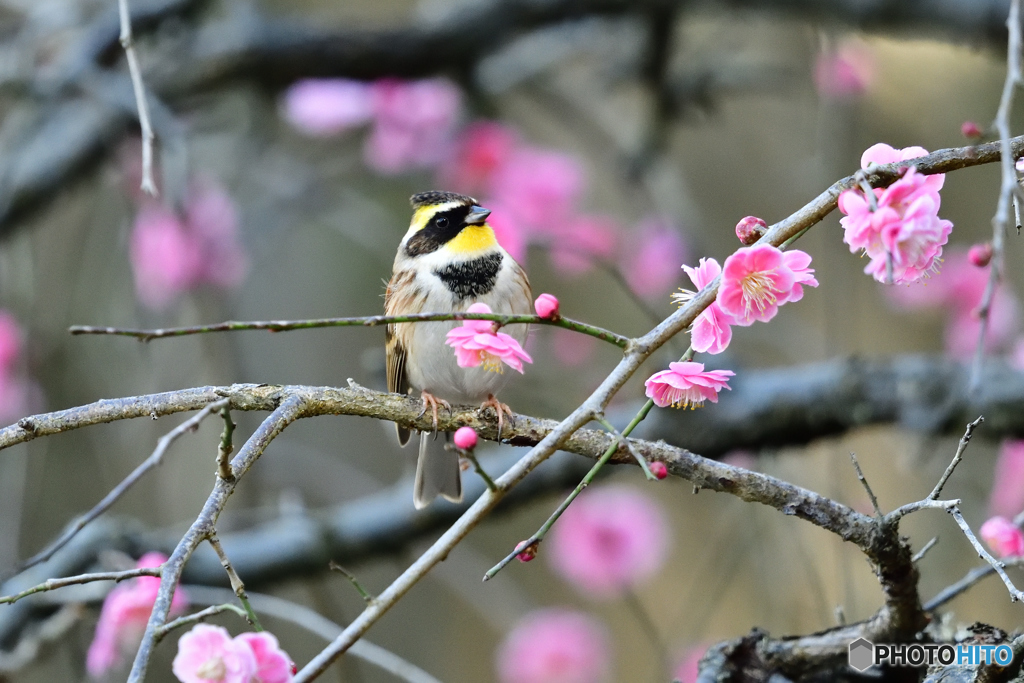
[480, 353, 504, 374]
[740, 272, 777, 315]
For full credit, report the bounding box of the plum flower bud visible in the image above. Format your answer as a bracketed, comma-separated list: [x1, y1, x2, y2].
[961, 121, 983, 139]
[734, 216, 767, 245]
[515, 540, 538, 563]
[534, 293, 560, 320]
[968, 243, 993, 268]
[649, 461, 668, 480]
[454, 426, 478, 451]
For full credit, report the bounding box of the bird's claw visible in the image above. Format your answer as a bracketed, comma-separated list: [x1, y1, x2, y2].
[480, 395, 514, 441]
[420, 391, 451, 434]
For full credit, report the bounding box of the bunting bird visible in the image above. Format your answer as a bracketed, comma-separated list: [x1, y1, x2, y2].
[385, 191, 532, 508]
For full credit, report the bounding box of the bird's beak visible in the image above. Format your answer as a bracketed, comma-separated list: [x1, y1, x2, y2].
[465, 205, 492, 225]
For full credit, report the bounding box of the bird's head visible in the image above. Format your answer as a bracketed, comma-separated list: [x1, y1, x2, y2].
[403, 191, 497, 257]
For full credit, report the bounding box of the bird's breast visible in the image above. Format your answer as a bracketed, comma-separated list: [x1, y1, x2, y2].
[431, 252, 504, 300]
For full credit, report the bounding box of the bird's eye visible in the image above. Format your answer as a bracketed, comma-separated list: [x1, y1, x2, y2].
[434, 216, 449, 229]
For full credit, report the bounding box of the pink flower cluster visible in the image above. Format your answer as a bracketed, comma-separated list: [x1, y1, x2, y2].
[282, 77, 461, 175]
[980, 516, 1024, 558]
[445, 303, 532, 373]
[887, 248, 1020, 356]
[87, 552, 186, 678]
[172, 624, 294, 683]
[838, 143, 953, 285]
[130, 178, 248, 310]
[496, 608, 610, 683]
[645, 361, 734, 410]
[548, 485, 670, 597]
[674, 244, 817, 354]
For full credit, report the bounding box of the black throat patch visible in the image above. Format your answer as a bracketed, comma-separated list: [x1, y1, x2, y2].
[433, 253, 504, 300]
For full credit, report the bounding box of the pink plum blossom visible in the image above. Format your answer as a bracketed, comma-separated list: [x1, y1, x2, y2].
[454, 426, 478, 450]
[645, 361, 734, 409]
[172, 624, 257, 683]
[838, 144, 951, 285]
[674, 257, 734, 354]
[87, 552, 186, 678]
[548, 485, 670, 597]
[489, 148, 585, 233]
[363, 78, 461, 174]
[439, 121, 519, 194]
[813, 39, 875, 99]
[980, 516, 1024, 558]
[990, 440, 1024, 519]
[548, 214, 618, 275]
[496, 608, 610, 683]
[717, 245, 816, 325]
[129, 178, 247, 310]
[534, 293, 560, 319]
[445, 303, 533, 373]
[622, 217, 688, 298]
[235, 632, 295, 683]
[282, 79, 374, 136]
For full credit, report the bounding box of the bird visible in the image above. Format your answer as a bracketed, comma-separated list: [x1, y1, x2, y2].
[385, 191, 532, 509]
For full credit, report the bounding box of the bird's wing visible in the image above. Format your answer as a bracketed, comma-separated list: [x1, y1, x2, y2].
[385, 269, 420, 446]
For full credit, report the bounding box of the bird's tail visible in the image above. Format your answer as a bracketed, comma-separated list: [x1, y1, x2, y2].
[413, 431, 463, 509]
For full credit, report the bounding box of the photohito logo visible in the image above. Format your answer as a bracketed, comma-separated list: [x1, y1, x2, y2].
[848, 638, 1014, 672]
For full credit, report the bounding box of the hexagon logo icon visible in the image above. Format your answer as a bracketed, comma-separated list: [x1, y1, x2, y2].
[848, 638, 874, 672]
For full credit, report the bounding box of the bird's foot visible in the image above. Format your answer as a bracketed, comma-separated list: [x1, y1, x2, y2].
[418, 391, 451, 433]
[480, 394, 515, 441]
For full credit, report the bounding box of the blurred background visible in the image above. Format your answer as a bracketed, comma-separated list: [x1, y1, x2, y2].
[0, 0, 1023, 681]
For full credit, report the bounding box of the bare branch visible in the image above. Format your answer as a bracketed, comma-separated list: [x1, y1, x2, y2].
[117, 0, 158, 196]
[0, 567, 159, 605]
[927, 416, 985, 500]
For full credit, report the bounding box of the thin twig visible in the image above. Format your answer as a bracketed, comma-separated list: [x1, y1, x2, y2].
[69, 312, 631, 349]
[117, 0, 158, 197]
[19, 398, 229, 572]
[329, 562, 375, 604]
[0, 567, 160, 605]
[216, 407, 235, 481]
[973, 0, 1022, 389]
[848, 452, 882, 519]
[947, 506, 1024, 602]
[927, 416, 984, 501]
[208, 534, 262, 630]
[460, 451, 497, 492]
[911, 536, 939, 564]
[887, 498, 958, 523]
[923, 557, 1024, 611]
[596, 414, 655, 480]
[153, 604, 248, 643]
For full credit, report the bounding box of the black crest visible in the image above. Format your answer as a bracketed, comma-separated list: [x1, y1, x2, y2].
[410, 191, 476, 209]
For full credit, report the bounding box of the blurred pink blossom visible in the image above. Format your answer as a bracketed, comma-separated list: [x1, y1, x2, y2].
[282, 79, 374, 136]
[673, 644, 709, 683]
[961, 121, 984, 139]
[548, 485, 670, 597]
[968, 242, 994, 267]
[130, 179, 247, 310]
[675, 257, 733, 354]
[887, 249, 1020, 356]
[482, 198, 528, 263]
[645, 361, 734, 410]
[0, 311, 29, 423]
[1017, 158, 1024, 173]
[364, 78, 461, 174]
[440, 121, 519, 194]
[717, 245, 816, 325]
[548, 214, 618, 275]
[496, 608, 610, 683]
[551, 328, 596, 367]
[1011, 338, 1024, 369]
[88, 552, 186, 678]
[235, 632, 295, 683]
[990, 440, 1024, 519]
[813, 39, 875, 99]
[980, 516, 1024, 558]
[445, 303, 533, 373]
[622, 217, 688, 299]
[172, 624, 257, 683]
[489, 148, 585, 233]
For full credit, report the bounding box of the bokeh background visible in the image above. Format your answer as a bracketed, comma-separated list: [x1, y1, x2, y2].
[1, 0, 1023, 681]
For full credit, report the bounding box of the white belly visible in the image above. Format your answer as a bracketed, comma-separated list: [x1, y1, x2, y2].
[404, 283, 530, 404]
